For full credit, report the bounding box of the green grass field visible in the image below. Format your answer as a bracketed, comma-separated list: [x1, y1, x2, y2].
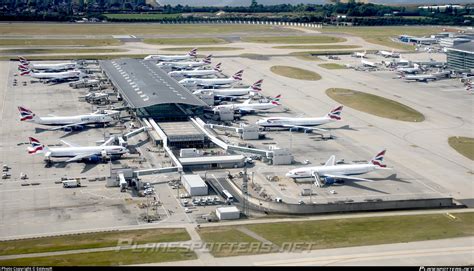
[246, 213, 474, 248]
[318, 63, 347, 69]
[448, 136, 474, 160]
[143, 37, 227, 45]
[270, 65, 321, 81]
[161, 47, 241, 51]
[196, 212, 474, 258]
[239, 53, 270, 60]
[0, 228, 190, 256]
[0, 39, 121, 47]
[0, 248, 196, 266]
[198, 228, 263, 257]
[319, 26, 445, 51]
[273, 45, 360, 50]
[1, 48, 126, 54]
[0, 23, 293, 35]
[326, 88, 425, 122]
[241, 36, 346, 44]
[289, 52, 323, 61]
[103, 13, 181, 20]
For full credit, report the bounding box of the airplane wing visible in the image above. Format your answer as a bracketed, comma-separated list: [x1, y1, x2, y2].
[49, 122, 89, 131]
[60, 139, 81, 147]
[282, 124, 328, 133]
[311, 171, 321, 187]
[215, 94, 249, 100]
[101, 136, 115, 146]
[65, 152, 97, 163]
[323, 174, 374, 182]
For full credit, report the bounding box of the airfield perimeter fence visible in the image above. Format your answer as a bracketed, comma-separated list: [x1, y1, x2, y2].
[149, 20, 323, 28]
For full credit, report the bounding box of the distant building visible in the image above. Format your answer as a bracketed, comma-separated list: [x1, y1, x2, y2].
[446, 42, 474, 71]
[440, 37, 472, 48]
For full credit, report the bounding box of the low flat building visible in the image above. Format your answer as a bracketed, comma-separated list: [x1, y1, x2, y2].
[179, 155, 246, 169]
[446, 42, 474, 71]
[216, 206, 240, 220]
[181, 174, 208, 196]
[440, 38, 471, 48]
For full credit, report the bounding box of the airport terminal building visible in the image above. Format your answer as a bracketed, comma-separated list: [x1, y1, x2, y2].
[446, 42, 474, 71]
[100, 59, 208, 121]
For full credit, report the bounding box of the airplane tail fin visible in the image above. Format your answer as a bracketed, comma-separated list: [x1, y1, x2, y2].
[324, 155, 336, 167]
[188, 48, 198, 57]
[232, 69, 243, 81]
[250, 79, 263, 92]
[27, 137, 47, 154]
[19, 56, 29, 64]
[18, 64, 29, 71]
[370, 149, 387, 168]
[327, 105, 343, 120]
[203, 54, 212, 64]
[18, 106, 39, 122]
[20, 69, 31, 76]
[271, 94, 281, 105]
[214, 62, 222, 72]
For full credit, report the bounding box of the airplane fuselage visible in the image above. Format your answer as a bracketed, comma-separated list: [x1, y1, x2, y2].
[286, 164, 378, 178]
[46, 146, 128, 158]
[144, 55, 192, 61]
[29, 63, 77, 71]
[256, 117, 332, 127]
[158, 61, 207, 69]
[169, 69, 218, 77]
[194, 87, 252, 96]
[32, 114, 114, 126]
[28, 70, 82, 80]
[216, 102, 277, 112]
[180, 77, 237, 87]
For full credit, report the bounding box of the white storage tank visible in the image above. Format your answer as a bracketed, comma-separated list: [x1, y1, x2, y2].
[181, 174, 208, 196]
[216, 206, 240, 220]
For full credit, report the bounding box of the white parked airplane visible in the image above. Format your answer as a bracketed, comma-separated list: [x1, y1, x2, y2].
[19, 57, 77, 71]
[286, 150, 391, 187]
[20, 68, 84, 81]
[378, 49, 400, 58]
[168, 63, 221, 78]
[27, 137, 129, 163]
[396, 64, 423, 74]
[213, 94, 281, 114]
[18, 106, 118, 131]
[143, 48, 197, 61]
[256, 105, 343, 132]
[193, 79, 263, 98]
[399, 72, 437, 82]
[360, 58, 379, 68]
[351, 51, 367, 58]
[179, 70, 243, 88]
[157, 55, 211, 69]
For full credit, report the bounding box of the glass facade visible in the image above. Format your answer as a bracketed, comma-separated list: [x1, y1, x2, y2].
[447, 49, 474, 71]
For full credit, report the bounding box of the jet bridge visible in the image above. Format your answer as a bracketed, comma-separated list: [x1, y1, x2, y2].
[205, 123, 260, 140]
[190, 117, 293, 165]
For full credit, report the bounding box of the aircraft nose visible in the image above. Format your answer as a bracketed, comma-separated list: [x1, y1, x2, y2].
[285, 172, 292, 177]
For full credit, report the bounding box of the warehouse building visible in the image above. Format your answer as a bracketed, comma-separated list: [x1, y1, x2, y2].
[100, 59, 208, 121]
[446, 42, 474, 71]
[216, 206, 240, 220]
[181, 174, 208, 196]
